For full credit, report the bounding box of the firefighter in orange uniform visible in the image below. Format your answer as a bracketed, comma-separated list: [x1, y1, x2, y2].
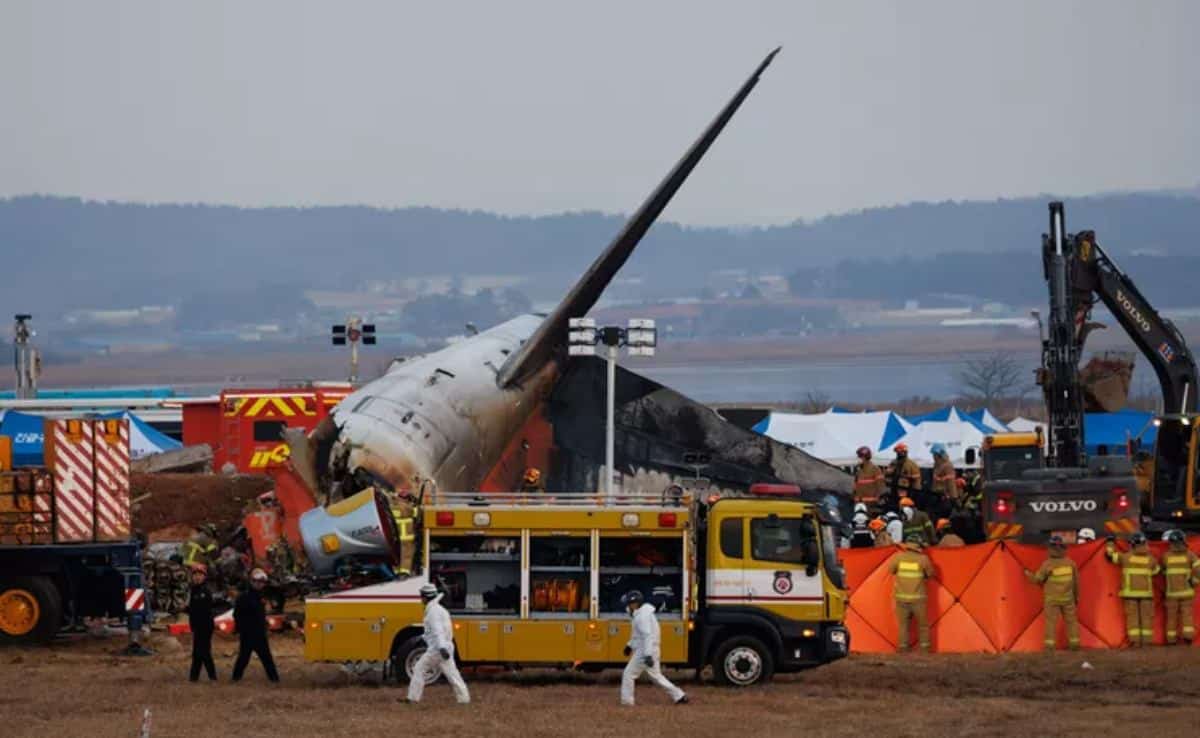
[1024, 534, 1080, 651]
[888, 534, 936, 653]
[870, 518, 894, 547]
[853, 447, 885, 505]
[520, 467, 546, 494]
[1162, 530, 1199, 644]
[936, 519, 964, 548]
[1105, 532, 1159, 647]
[930, 445, 958, 503]
[884, 443, 922, 512]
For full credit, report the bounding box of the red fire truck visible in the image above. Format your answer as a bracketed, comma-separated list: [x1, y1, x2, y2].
[181, 385, 351, 473]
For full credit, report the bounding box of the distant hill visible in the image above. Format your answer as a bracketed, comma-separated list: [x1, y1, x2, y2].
[1, 192, 1198, 314]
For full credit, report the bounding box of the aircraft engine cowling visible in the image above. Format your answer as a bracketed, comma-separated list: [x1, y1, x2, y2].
[299, 489, 400, 575]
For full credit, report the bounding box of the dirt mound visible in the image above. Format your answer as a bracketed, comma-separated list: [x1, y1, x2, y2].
[132, 473, 273, 538]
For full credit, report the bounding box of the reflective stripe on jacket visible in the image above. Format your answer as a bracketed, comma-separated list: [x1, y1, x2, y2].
[1106, 547, 1159, 598]
[1163, 550, 1200, 599]
[888, 549, 935, 602]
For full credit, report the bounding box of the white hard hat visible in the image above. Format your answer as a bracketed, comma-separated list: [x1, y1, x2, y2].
[853, 503, 868, 514]
[1076, 528, 1096, 542]
[250, 568, 268, 582]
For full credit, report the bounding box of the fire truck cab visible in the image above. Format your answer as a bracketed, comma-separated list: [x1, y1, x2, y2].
[181, 386, 351, 473]
[303, 486, 849, 686]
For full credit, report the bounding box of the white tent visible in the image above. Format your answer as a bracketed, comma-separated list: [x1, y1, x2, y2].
[753, 409, 914, 465]
[1007, 417, 1043, 433]
[878, 419, 989, 467]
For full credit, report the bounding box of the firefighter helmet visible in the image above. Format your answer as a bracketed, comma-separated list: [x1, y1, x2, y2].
[1129, 532, 1148, 546]
[1048, 534, 1066, 549]
[895, 443, 909, 454]
[1167, 529, 1186, 545]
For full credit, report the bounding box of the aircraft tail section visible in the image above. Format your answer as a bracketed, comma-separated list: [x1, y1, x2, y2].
[497, 47, 780, 387]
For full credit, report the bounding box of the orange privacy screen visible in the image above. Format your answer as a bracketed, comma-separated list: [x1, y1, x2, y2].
[839, 538, 1200, 652]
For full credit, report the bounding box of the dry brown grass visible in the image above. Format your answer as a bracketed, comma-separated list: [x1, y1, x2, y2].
[3, 633, 1199, 738]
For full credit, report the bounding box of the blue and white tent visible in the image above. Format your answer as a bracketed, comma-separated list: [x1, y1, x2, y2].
[963, 408, 1010, 433]
[752, 409, 914, 464]
[905, 406, 995, 435]
[0, 410, 181, 465]
[98, 411, 182, 459]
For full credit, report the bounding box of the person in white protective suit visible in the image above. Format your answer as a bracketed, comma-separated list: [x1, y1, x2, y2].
[885, 512, 904, 546]
[619, 590, 688, 706]
[404, 583, 470, 705]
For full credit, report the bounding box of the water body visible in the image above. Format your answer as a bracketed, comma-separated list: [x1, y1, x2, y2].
[640, 354, 1162, 406]
[640, 356, 987, 404]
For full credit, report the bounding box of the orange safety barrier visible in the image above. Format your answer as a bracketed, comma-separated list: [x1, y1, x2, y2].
[839, 537, 1200, 652]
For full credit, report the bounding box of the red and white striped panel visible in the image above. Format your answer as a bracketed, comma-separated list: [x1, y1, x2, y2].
[92, 419, 132, 541]
[33, 471, 54, 544]
[48, 420, 96, 543]
[125, 588, 146, 612]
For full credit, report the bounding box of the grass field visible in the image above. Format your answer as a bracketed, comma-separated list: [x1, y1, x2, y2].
[3, 632, 1199, 738]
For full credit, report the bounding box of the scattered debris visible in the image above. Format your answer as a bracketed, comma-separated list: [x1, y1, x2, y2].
[132, 444, 213, 474]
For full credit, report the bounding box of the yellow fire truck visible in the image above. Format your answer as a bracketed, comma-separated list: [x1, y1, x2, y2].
[302, 485, 849, 686]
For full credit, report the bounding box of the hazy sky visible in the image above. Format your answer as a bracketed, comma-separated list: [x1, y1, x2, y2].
[2, 1, 1197, 225]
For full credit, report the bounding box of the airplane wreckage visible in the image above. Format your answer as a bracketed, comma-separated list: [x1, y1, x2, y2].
[287, 48, 853, 516]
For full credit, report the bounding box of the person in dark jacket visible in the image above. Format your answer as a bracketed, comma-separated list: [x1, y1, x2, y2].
[187, 563, 217, 681]
[231, 568, 279, 682]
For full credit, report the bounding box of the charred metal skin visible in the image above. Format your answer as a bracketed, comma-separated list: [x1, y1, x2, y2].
[550, 358, 853, 497]
[288, 49, 848, 501]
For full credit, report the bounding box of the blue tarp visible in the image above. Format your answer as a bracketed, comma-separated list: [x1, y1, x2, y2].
[0, 411, 46, 466]
[1085, 410, 1157, 455]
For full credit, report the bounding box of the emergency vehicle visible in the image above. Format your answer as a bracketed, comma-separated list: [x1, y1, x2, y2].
[0, 419, 146, 644]
[181, 385, 351, 473]
[302, 485, 849, 686]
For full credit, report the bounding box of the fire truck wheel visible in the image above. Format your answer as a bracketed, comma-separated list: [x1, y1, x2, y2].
[712, 635, 774, 687]
[0, 576, 62, 644]
[390, 635, 440, 686]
